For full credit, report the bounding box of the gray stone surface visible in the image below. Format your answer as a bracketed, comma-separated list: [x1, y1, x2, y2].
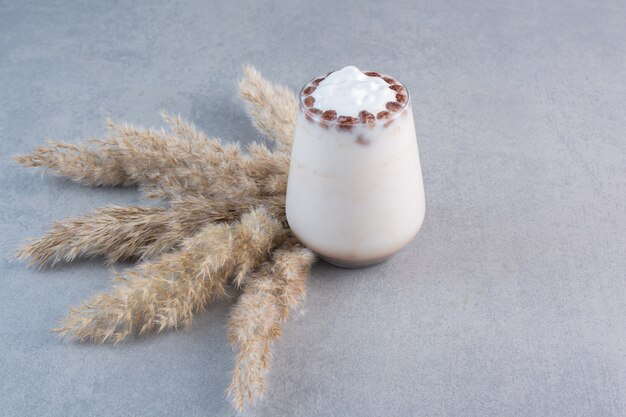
[1, 0, 625, 416]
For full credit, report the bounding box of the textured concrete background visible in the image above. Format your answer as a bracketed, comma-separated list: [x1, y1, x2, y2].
[1, 1, 625, 416]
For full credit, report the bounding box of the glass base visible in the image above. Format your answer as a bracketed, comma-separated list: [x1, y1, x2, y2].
[318, 253, 394, 269]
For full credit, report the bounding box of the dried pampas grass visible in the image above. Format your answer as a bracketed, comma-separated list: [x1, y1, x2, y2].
[15, 65, 316, 411]
[239, 65, 298, 151]
[228, 241, 315, 409]
[17, 112, 291, 201]
[57, 207, 285, 344]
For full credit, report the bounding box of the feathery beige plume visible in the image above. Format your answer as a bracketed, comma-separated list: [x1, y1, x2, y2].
[56, 207, 286, 343]
[15, 205, 168, 267]
[239, 65, 298, 152]
[96, 115, 288, 200]
[14, 140, 132, 186]
[16, 194, 287, 268]
[227, 242, 315, 410]
[14, 113, 290, 202]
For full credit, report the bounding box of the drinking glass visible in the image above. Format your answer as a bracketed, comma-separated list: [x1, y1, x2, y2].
[286, 71, 425, 267]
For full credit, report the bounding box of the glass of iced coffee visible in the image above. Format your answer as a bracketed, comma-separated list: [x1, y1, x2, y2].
[286, 66, 425, 267]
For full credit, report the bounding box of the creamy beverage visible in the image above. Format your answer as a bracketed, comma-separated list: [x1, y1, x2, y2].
[286, 66, 425, 267]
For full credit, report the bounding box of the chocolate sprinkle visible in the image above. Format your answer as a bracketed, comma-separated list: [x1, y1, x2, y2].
[386, 101, 402, 112]
[358, 110, 376, 125]
[376, 110, 391, 120]
[303, 96, 315, 107]
[321, 110, 337, 121]
[356, 135, 370, 145]
[337, 115, 358, 131]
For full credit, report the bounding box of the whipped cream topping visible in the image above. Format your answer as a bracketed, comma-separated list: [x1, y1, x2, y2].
[310, 66, 397, 117]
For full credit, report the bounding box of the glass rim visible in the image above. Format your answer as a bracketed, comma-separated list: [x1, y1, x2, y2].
[297, 72, 411, 124]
